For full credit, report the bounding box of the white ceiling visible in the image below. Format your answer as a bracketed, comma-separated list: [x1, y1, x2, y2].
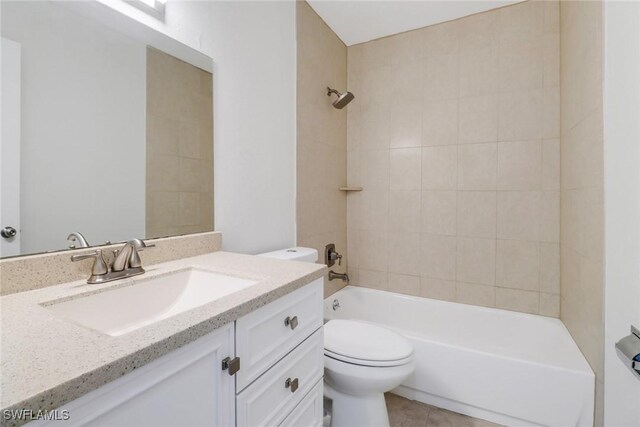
[307, 0, 524, 46]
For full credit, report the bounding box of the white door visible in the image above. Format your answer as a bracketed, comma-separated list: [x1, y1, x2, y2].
[0, 37, 21, 257]
[603, 2, 640, 426]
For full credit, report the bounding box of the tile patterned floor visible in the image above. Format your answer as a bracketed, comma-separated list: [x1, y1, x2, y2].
[385, 393, 503, 427]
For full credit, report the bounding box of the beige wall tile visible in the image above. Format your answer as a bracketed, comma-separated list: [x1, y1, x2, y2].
[539, 190, 560, 243]
[422, 190, 457, 236]
[420, 277, 456, 301]
[389, 190, 421, 233]
[498, 38, 543, 93]
[421, 20, 459, 56]
[388, 273, 421, 296]
[460, 46, 498, 97]
[358, 149, 390, 190]
[390, 59, 422, 104]
[297, 2, 347, 297]
[358, 269, 389, 291]
[559, 0, 604, 421]
[422, 146, 457, 190]
[147, 191, 179, 228]
[498, 1, 544, 45]
[360, 107, 391, 149]
[456, 191, 497, 238]
[496, 287, 539, 314]
[544, 0, 560, 34]
[456, 282, 495, 308]
[458, 143, 497, 190]
[542, 138, 560, 190]
[496, 239, 539, 291]
[458, 95, 499, 144]
[497, 140, 542, 190]
[540, 242, 560, 294]
[543, 33, 560, 88]
[456, 237, 496, 285]
[390, 148, 422, 190]
[178, 193, 200, 226]
[543, 86, 560, 139]
[359, 190, 389, 231]
[387, 31, 422, 65]
[147, 114, 179, 155]
[359, 230, 388, 271]
[497, 191, 541, 241]
[390, 101, 422, 148]
[422, 99, 458, 146]
[388, 232, 421, 275]
[147, 153, 179, 192]
[344, 0, 560, 318]
[539, 292, 560, 317]
[498, 89, 543, 141]
[423, 54, 459, 101]
[420, 234, 457, 280]
[458, 10, 498, 50]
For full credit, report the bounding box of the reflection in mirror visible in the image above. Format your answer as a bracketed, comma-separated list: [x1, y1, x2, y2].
[0, 1, 214, 258]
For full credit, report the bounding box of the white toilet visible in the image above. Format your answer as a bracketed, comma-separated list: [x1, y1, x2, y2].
[324, 319, 415, 427]
[257, 247, 415, 426]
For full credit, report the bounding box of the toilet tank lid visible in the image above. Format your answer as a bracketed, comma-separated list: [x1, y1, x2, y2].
[257, 247, 318, 263]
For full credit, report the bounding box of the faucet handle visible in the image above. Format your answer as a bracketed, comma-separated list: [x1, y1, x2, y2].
[129, 239, 155, 268]
[71, 249, 108, 276]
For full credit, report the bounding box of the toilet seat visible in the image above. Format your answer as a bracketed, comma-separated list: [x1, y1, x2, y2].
[324, 349, 413, 367]
[324, 319, 413, 367]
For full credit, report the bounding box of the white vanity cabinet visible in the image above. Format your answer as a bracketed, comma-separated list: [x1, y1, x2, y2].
[29, 323, 236, 427]
[27, 279, 324, 427]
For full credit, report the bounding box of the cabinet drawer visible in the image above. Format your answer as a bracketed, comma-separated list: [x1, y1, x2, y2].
[236, 278, 323, 390]
[236, 328, 324, 427]
[279, 378, 324, 427]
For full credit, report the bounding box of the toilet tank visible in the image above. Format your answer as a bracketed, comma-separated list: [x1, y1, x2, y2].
[257, 247, 318, 263]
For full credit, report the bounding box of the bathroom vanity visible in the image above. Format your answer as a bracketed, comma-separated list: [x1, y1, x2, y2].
[0, 251, 326, 427]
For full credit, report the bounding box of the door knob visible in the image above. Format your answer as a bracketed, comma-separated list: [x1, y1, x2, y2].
[1, 226, 17, 239]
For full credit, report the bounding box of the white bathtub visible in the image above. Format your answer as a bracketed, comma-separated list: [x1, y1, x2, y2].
[323, 286, 594, 427]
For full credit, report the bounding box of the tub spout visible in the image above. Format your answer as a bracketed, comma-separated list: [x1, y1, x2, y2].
[329, 270, 349, 283]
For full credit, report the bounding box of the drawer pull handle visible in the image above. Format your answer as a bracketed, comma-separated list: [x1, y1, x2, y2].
[222, 357, 240, 376]
[284, 315, 298, 330]
[285, 377, 299, 393]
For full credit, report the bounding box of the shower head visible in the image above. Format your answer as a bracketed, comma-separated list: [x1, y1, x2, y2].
[327, 87, 355, 109]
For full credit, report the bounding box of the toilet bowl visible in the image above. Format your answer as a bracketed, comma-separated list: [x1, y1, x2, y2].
[323, 319, 415, 427]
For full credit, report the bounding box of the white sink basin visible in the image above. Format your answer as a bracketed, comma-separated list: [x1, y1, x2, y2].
[45, 268, 258, 336]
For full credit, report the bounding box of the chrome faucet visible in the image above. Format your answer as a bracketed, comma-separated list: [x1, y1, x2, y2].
[328, 270, 349, 283]
[67, 232, 90, 249]
[71, 238, 154, 284]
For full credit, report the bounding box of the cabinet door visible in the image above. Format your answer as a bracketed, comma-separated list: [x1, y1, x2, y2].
[28, 324, 235, 427]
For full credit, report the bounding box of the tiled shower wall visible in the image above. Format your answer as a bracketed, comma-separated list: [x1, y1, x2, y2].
[559, 1, 605, 424]
[346, 1, 561, 316]
[146, 48, 214, 239]
[296, 2, 349, 297]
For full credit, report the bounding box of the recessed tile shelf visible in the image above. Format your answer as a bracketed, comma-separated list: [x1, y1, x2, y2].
[339, 187, 363, 192]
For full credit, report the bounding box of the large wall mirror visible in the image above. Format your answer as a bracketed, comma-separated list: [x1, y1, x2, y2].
[0, 1, 214, 258]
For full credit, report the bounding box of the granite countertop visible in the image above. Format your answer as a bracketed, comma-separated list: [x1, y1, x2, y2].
[0, 251, 326, 426]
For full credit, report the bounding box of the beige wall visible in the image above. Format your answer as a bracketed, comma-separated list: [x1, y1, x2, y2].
[345, 1, 561, 316]
[296, 2, 348, 297]
[146, 48, 214, 239]
[560, 1, 604, 424]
